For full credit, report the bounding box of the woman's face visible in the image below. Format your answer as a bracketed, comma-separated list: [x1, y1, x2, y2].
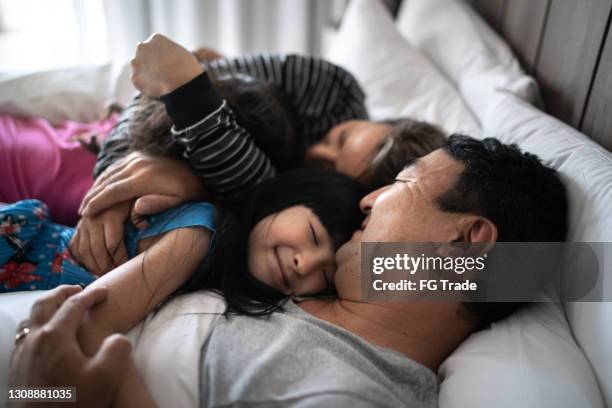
[247, 205, 336, 296]
[305, 120, 392, 181]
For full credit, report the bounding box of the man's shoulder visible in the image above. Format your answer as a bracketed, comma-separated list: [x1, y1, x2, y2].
[201, 307, 437, 407]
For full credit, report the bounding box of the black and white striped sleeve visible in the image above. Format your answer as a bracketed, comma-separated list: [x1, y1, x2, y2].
[205, 54, 369, 145]
[93, 64, 277, 200]
[281, 55, 368, 145]
[162, 72, 275, 200]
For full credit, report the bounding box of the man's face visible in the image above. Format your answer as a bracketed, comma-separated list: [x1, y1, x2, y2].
[305, 120, 391, 181]
[334, 149, 466, 299]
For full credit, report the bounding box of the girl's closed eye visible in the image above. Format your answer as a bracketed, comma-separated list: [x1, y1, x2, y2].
[247, 205, 338, 296]
[193, 168, 367, 316]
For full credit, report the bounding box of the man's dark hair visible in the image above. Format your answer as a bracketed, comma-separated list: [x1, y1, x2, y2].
[438, 134, 568, 327]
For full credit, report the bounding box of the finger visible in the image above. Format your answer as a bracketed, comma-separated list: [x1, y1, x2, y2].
[48, 287, 108, 334]
[95, 154, 133, 187]
[130, 211, 150, 231]
[112, 239, 129, 266]
[93, 163, 144, 198]
[87, 161, 136, 202]
[89, 221, 114, 275]
[78, 226, 102, 276]
[11, 319, 32, 360]
[69, 226, 82, 262]
[87, 334, 132, 396]
[17, 319, 30, 333]
[80, 175, 123, 217]
[104, 217, 129, 267]
[29, 285, 83, 326]
[79, 159, 132, 213]
[83, 178, 149, 217]
[134, 194, 182, 215]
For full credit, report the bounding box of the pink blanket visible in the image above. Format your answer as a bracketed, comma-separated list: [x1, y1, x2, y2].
[0, 114, 118, 226]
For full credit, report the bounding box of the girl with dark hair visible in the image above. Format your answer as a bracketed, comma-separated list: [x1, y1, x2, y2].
[0, 168, 366, 314]
[184, 168, 367, 315]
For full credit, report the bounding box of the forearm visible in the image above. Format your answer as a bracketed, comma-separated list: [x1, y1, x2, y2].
[162, 72, 276, 200]
[206, 54, 369, 144]
[77, 227, 211, 355]
[284, 55, 368, 144]
[75, 228, 209, 408]
[203, 53, 284, 85]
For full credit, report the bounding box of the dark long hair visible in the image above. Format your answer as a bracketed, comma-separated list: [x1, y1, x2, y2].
[181, 168, 368, 316]
[129, 74, 301, 170]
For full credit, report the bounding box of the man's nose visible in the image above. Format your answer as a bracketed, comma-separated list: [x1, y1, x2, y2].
[359, 185, 389, 214]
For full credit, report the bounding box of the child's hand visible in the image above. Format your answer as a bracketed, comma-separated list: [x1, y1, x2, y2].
[130, 33, 204, 98]
[70, 202, 131, 276]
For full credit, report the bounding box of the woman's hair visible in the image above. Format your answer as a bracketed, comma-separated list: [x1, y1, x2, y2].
[363, 118, 447, 188]
[182, 167, 368, 316]
[129, 73, 301, 171]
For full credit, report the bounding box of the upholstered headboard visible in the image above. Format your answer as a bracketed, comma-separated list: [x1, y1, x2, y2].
[385, 0, 612, 152]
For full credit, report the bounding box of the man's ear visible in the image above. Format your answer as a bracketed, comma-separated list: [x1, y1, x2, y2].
[436, 216, 497, 258]
[461, 216, 498, 244]
[454, 216, 497, 256]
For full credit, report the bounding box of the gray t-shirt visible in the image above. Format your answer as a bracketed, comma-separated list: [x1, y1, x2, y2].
[199, 301, 438, 407]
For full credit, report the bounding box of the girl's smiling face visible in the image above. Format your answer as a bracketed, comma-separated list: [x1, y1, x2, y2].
[247, 205, 336, 296]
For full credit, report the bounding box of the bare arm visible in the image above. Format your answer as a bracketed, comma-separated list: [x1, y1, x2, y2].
[78, 226, 210, 347]
[77, 227, 211, 407]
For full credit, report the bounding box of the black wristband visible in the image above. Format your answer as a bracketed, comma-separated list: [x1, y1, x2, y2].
[160, 71, 224, 130]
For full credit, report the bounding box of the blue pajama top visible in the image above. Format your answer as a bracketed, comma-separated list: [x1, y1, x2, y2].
[0, 199, 215, 292]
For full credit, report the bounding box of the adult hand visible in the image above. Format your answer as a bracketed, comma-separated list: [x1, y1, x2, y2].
[70, 202, 131, 276]
[9, 285, 132, 408]
[79, 152, 206, 218]
[131, 33, 204, 98]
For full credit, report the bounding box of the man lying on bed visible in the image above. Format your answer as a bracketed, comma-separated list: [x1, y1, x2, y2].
[9, 135, 568, 407]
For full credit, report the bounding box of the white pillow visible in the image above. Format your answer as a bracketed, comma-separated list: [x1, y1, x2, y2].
[440, 299, 604, 408]
[482, 91, 612, 407]
[439, 92, 610, 407]
[0, 62, 136, 124]
[0, 290, 224, 408]
[325, 0, 481, 136]
[396, 0, 540, 122]
[126, 291, 225, 408]
[0, 64, 113, 124]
